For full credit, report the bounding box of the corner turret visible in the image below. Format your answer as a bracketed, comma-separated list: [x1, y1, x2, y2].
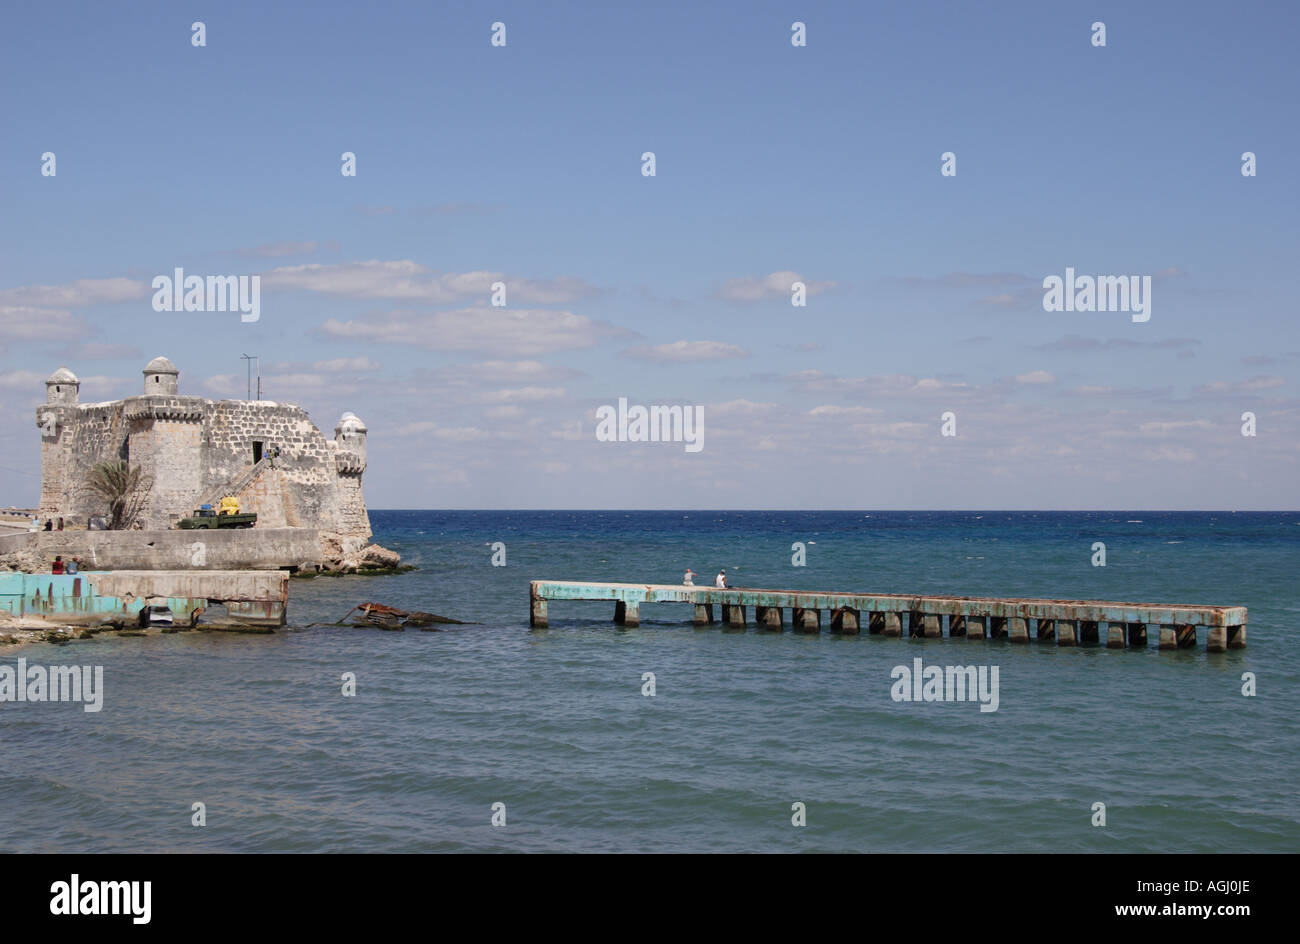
[143, 356, 180, 394]
[334, 412, 368, 474]
[45, 367, 80, 405]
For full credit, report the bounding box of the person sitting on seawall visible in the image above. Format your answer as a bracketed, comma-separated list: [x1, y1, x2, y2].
[714, 569, 727, 589]
[43, 518, 53, 531]
[66, 558, 79, 575]
[51, 555, 64, 575]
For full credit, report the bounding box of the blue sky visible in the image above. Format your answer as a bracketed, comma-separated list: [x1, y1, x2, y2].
[2, 0, 1297, 509]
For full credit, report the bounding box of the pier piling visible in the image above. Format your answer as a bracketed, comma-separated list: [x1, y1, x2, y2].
[831, 607, 859, 634]
[793, 607, 820, 633]
[909, 611, 940, 638]
[1009, 617, 1029, 644]
[529, 595, 548, 629]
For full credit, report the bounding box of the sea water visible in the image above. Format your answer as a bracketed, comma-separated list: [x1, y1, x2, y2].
[1, 510, 1296, 852]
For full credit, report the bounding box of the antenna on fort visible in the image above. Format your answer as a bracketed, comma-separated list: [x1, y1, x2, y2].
[240, 354, 261, 401]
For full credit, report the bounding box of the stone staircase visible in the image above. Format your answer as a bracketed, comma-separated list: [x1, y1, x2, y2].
[197, 457, 272, 509]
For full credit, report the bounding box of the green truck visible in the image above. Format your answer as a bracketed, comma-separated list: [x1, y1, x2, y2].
[177, 504, 258, 529]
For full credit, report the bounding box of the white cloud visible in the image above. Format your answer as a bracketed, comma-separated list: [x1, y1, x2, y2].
[478, 386, 567, 404]
[808, 405, 883, 417]
[265, 261, 598, 304]
[233, 241, 323, 258]
[1, 306, 83, 340]
[310, 357, 382, 372]
[0, 277, 148, 308]
[707, 399, 778, 416]
[1014, 370, 1057, 385]
[320, 307, 617, 356]
[1196, 376, 1285, 395]
[1138, 419, 1213, 434]
[622, 340, 750, 363]
[0, 370, 49, 390]
[720, 270, 837, 302]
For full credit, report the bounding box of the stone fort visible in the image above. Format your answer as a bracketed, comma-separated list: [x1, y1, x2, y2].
[35, 357, 373, 545]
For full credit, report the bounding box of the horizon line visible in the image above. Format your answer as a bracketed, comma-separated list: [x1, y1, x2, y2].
[367, 508, 1300, 514]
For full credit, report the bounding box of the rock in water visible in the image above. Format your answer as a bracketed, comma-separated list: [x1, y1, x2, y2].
[359, 544, 401, 568]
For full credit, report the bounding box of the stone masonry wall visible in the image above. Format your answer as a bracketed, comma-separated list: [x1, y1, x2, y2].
[333, 471, 369, 538]
[129, 410, 206, 529]
[40, 402, 127, 520]
[206, 401, 346, 532]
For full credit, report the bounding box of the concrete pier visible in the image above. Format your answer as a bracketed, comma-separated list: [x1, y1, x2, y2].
[527, 581, 1247, 652]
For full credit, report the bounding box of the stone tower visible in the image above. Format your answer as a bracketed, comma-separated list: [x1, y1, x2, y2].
[333, 413, 371, 539]
[142, 355, 180, 395]
[45, 366, 80, 406]
[36, 367, 80, 518]
[128, 356, 203, 527]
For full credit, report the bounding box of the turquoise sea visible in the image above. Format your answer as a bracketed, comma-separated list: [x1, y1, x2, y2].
[2, 510, 1297, 853]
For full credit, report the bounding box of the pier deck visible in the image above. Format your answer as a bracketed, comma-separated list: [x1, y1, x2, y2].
[528, 580, 1247, 651]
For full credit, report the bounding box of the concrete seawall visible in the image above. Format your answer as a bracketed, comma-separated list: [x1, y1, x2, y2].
[1, 570, 288, 627]
[0, 528, 323, 572]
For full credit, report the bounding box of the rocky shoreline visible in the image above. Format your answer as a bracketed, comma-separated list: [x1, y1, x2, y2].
[0, 612, 280, 652]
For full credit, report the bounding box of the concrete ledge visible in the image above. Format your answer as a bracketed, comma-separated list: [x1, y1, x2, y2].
[1, 528, 322, 571]
[0, 570, 287, 626]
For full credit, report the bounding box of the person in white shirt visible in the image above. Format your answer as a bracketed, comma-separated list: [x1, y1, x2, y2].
[683, 569, 696, 586]
[714, 570, 727, 588]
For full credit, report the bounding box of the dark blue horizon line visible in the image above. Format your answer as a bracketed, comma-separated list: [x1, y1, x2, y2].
[368, 508, 1298, 514]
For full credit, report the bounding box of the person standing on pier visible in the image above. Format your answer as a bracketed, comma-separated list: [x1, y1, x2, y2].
[714, 569, 727, 589]
[683, 569, 696, 586]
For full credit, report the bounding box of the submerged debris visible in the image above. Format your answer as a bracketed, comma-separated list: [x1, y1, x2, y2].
[339, 602, 470, 630]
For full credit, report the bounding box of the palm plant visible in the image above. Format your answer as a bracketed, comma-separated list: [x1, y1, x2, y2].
[84, 460, 153, 530]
